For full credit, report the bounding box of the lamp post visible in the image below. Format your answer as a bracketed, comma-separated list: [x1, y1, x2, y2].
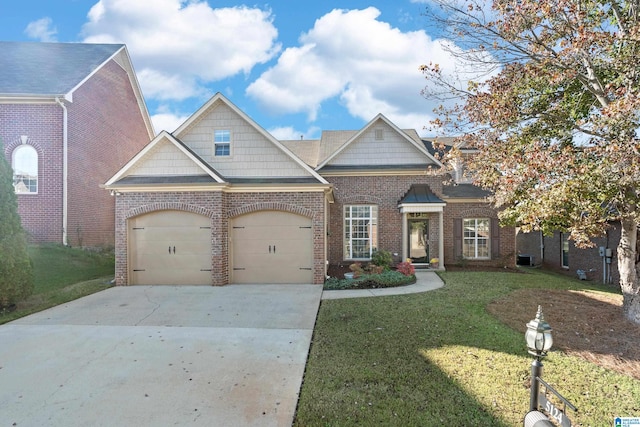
[525, 305, 553, 413]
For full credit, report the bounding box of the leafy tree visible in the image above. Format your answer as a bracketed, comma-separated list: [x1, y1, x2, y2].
[421, 0, 640, 322]
[0, 149, 33, 308]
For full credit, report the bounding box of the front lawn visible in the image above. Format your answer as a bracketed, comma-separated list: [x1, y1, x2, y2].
[0, 244, 114, 324]
[295, 269, 640, 426]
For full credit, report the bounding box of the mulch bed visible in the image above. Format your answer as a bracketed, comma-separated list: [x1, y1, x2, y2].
[488, 288, 640, 380]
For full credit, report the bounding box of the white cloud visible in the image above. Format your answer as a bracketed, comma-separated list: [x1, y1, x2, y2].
[24, 17, 57, 42]
[246, 7, 468, 131]
[137, 69, 201, 101]
[82, 0, 280, 101]
[151, 112, 190, 134]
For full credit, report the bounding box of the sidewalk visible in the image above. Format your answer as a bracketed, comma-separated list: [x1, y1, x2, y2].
[321, 270, 444, 300]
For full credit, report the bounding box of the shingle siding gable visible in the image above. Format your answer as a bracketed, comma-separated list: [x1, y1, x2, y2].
[127, 139, 205, 176]
[324, 121, 434, 167]
[178, 103, 317, 178]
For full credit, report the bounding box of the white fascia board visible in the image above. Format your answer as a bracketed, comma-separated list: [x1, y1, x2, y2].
[64, 45, 128, 104]
[398, 203, 446, 213]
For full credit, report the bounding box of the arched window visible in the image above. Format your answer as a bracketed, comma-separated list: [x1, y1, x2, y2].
[12, 145, 38, 193]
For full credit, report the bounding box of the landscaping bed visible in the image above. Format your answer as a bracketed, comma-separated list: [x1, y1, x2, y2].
[324, 270, 416, 290]
[324, 251, 416, 290]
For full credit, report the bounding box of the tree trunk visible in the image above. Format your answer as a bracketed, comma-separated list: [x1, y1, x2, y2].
[618, 217, 640, 324]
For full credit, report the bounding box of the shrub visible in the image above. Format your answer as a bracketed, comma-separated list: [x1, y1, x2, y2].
[349, 262, 364, 278]
[364, 264, 384, 275]
[0, 152, 34, 308]
[396, 261, 415, 276]
[371, 249, 393, 270]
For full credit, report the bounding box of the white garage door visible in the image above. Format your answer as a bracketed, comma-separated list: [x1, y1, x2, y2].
[129, 210, 212, 285]
[231, 211, 313, 284]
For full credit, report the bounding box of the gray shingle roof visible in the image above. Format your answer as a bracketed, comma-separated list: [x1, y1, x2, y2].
[0, 41, 124, 96]
[113, 175, 219, 185]
[441, 183, 491, 198]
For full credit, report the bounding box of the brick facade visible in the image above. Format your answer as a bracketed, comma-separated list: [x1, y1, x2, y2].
[114, 190, 327, 286]
[66, 60, 151, 247]
[326, 174, 516, 270]
[327, 174, 441, 267]
[2, 105, 64, 242]
[518, 226, 621, 285]
[444, 203, 516, 267]
[1, 58, 151, 248]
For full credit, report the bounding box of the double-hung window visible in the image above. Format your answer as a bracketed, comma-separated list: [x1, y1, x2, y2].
[214, 130, 231, 156]
[463, 218, 490, 259]
[344, 205, 378, 260]
[12, 145, 38, 193]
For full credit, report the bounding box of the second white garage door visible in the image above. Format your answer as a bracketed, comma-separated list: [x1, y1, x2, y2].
[231, 211, 313, 284]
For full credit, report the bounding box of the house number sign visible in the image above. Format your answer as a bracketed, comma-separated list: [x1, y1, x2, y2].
[408, 213, 430, 218]
[539, 393, 571, 427]
[538, 378, 577, 427]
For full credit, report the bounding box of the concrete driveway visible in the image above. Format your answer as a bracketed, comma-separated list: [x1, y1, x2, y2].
[0, 284, 323, 427]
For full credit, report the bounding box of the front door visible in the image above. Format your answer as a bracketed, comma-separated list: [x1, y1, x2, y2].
[408, 218, 429, 263]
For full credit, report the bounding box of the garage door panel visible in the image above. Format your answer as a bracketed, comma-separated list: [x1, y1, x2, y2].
[236, 213, 309, 227]
[129, 210, 212, 285]
[231, 211, 313, 284]
[234, 225, 310, 240]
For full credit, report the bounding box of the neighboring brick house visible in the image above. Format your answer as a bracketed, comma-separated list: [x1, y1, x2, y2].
[0, 41, 154, 247]
[517, 226, 626, 285]
[105, 93, 515, 286]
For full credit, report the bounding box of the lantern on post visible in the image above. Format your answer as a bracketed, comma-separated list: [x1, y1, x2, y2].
[525, 305, 553, 412]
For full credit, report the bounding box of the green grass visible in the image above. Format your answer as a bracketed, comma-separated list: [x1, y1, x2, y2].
[0, 244, 114, 324]
[294, 269, 639, 426]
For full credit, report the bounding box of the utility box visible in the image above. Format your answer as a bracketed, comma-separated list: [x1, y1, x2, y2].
[517, 254, 535, 266]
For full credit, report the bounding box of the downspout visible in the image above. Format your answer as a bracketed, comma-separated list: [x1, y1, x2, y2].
[55, 97, 68, 246]
[539, 231, 544, 266]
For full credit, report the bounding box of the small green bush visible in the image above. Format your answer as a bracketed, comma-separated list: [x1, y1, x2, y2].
[370, 249, 393, 270]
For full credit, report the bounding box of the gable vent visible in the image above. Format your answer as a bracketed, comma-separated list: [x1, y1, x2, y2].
[375, 129, 384, 140]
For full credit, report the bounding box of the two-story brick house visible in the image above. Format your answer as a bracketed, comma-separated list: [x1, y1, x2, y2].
[105, 93, 514, 286]
[0, 41, 154, 247]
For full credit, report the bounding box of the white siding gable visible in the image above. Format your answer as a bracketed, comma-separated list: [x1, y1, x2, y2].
[326, 120, 433, 167]
[178, 102, 315, 178]
[127, 138, 204, 176]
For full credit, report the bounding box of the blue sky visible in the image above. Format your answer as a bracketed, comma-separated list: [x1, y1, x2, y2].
[0, 0, 471, 138]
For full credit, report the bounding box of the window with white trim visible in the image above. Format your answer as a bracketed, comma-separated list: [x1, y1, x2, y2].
[214, 130, 231, 156]
[344, 205, 378, 260]
[463, 218, 490, 259]
[12, 145, 38, 193]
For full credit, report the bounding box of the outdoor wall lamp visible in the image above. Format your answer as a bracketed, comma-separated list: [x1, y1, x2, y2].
[525, 305, 553, 414]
